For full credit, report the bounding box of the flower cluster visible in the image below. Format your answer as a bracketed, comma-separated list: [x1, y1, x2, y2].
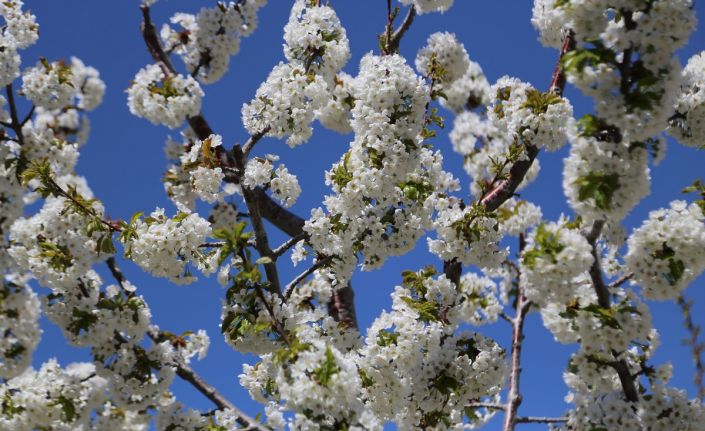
[533, 0, 695, 143]
[520, 220, 594, 306]
[21, 59, 76, 110]
[563, 129, 650, 223]
[160, 0, 267, 84]
[625, 200, 705, 300]
[357, 270, 507, 428]
[415, 32, 470, 84]
[428, 199, 506, 269]
[0, 360, 109, 430]
[487, 76, 573, 152]
[9, 177, 108, 291]
[669, 51, 705, 147]
[127, 64, 204, 129]
[315, 72, 355, 133]
[123, 208, 214, 284]
[0, 276, 40, 379]
[306, 53, 458, 283]
[559, 387, 705, 431]
[284, 0, 350, 82]
[242, 0, 349, 147]
[439, 60, 491, 113]
[0, 1, 38, 87]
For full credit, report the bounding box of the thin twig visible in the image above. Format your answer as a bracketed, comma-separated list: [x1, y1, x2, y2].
[467, 402, 506, 411]
[609, 272, 634, 288]
[148, 330, 266, 431]
[503, 289, 532, 431]
[516, 416, 568, 424]
[241, 125, 272, 160]
[272, 232, 307, 259]
[284, 256, 333, 299]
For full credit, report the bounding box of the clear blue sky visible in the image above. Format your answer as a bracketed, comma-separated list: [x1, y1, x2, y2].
[22, 1, 705, 429]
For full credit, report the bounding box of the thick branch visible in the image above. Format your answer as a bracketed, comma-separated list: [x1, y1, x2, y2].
[327, 282, 359, 330]
[5, 84, 26, 146]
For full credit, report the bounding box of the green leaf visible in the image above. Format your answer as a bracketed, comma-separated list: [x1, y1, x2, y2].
[401, 296, 439, 322]
[575, 171, 620, 210]
[520, 88, 563, 115]
[522, 223, 565, 269]
[312, 346, 340, 387]
[376, 329, 399, 347]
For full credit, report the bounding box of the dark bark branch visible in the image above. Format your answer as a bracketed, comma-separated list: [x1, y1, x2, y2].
[609, 272, 634, 288]
[585, 220, 639, 403]
[5, 84, 25, 146]
[148, 330, 266, 431]
[106, 257, 126, 290]
[327, 282, 359, 330]
[516, 416, 567, 424]
[232, 144, 282, 295]
[678, 294, 705, 401]
[389, 6, 416, 53]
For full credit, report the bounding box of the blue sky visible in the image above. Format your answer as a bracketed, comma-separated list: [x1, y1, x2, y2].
[21, 1, 705, 429]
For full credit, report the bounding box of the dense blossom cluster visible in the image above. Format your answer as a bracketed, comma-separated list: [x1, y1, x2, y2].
[625, 200, 705, 300]
[124, 208, 214, 284]
[0, 1, 38, 87]
[127, 64, 204, 128]
[520, 220, 593, 306]
[305, 52, 458, 284]
[533, 0, 694, 143]
[242, 0, 350, 147]
[670, 51, 705, 147]
[160, 0, 267, 83]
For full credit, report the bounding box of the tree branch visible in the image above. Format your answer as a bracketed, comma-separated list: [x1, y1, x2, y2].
[516, 416, 568, 424]
[678, 294, 705, 401]
[5, 84, 26, 146]
[327, 282, 359, 330]
[503, 282, 532, 431]
[584, 219, 639, 403]
[284, 255, 333, 299]
[148, 330, 266, 431]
